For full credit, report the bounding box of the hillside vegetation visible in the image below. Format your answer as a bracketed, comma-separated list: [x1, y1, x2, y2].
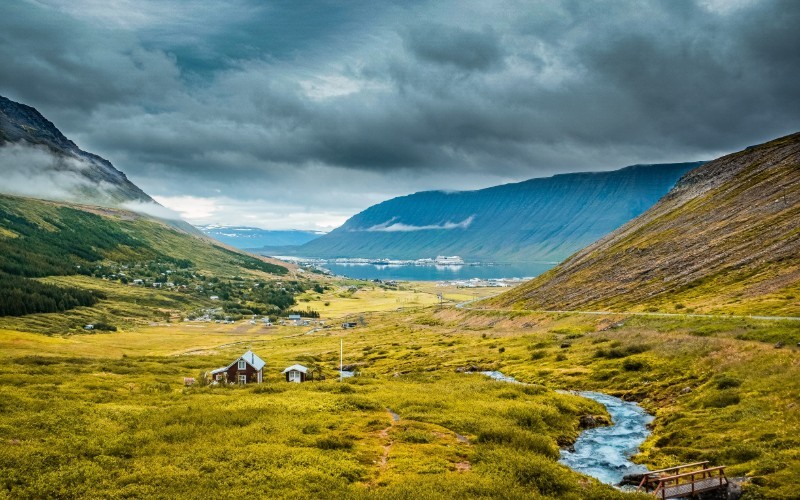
[1, 305, 797, 498]
[0, 194, 303, 333]
[492, 133, 800, 316]
[285, 163, 699, 262]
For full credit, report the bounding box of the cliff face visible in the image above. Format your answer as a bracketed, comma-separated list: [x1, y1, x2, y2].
[0, 95, 153, 205]
[491, 132, 800, 316]
[294, 162, 700, 262]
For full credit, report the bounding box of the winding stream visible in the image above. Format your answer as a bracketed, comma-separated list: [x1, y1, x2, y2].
[559, 391, 653, 485]
[478, 371, 654, 485]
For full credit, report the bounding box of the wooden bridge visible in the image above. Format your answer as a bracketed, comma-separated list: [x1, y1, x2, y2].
[637, 461, 728, 499]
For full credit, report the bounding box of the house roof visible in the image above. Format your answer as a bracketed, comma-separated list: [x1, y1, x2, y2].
[288, 314, 302, 319]
[212, 350, 266, 374]
[282, 364, 308, 374]
[241, 350, 266, 370]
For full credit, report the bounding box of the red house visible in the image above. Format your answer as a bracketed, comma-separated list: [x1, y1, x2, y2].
[210, 350, 265, 384]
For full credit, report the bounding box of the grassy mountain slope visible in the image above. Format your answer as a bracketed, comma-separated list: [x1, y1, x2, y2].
[0, 194, 302, 334]
[288, 163, 700, 262]
[491, 133, 800, 316]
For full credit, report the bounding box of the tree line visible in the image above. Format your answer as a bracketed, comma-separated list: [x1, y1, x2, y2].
[0, 272, 104, 316]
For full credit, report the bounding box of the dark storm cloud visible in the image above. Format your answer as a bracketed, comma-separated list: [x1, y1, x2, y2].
[403, 23, 505, 71]
[1, 0, 798, 227]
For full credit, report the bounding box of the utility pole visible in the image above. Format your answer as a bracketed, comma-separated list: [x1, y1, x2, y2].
[340, 338, 343, 383]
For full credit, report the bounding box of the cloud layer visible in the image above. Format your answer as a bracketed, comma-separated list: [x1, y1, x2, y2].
[1, 0, 798, 229]
[363, 216, 475, 233]
[0, 143, 179, 219]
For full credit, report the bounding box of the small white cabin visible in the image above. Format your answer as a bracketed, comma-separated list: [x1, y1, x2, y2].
[282, 364, 308, 383]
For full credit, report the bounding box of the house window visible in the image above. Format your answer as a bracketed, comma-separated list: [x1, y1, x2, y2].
[215, 374, 222, 381]
[238, 359, 246, 370]
[239, 374, 247, 384]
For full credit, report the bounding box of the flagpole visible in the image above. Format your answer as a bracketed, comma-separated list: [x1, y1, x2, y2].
[340, 338, 343, 382]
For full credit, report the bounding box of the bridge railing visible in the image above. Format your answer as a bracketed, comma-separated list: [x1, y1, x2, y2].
[637, 461, 710, 491]
[650, 466, 727, 499]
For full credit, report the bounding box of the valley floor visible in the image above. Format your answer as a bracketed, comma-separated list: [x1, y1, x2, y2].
[1, 288, 799, 498]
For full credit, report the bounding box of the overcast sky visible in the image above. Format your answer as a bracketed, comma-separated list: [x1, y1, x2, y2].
[1, 0, 798, 230]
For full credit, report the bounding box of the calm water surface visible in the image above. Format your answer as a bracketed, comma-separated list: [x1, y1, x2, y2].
[323, 262, 556, 281]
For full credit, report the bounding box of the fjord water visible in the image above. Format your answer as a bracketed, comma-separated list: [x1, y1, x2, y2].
[559, 391, 654, 485]
[323, 261, 556, 281]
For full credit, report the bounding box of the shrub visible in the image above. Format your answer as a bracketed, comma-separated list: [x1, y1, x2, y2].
[341, 395, 380, 410]
[522, 385, 547, 396]
[702, 390, 740, 408]
[398, 429, 434, 444]
[141, 382, 171, 394]
[251, 385, 287, 394]
[479, 448, 573, 495]
[302, 424, 320, 435]
[476, 427, 558, 459]
[595, 344, 649, 359]
[315, 435, 354, 450]
[723, 443, 762, 462]
[715, 375, 742, 390]
[622, 358, 647, 371]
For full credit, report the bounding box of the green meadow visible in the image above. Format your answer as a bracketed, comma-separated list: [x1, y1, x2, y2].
[1, 300, 798, 498]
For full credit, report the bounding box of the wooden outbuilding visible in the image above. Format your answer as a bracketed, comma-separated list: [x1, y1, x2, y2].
[282, 364, 308, 383]
[209, 350, 265, 384]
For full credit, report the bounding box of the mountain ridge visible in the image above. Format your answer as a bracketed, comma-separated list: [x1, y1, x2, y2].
[198, 225, 324, 250]
[282, 162, 703, 262]
[490, 132, 800, 315]
[0, 94, 154, 206]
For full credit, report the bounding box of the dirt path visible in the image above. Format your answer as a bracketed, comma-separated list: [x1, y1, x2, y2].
[368, 407, 400, 487]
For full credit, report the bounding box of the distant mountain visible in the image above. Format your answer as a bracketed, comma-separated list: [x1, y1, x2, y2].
[491, 132, 800, 316]
[0, 95, 154, 207]
[198, 225, 324, 249]
[289, 162, 701, 262]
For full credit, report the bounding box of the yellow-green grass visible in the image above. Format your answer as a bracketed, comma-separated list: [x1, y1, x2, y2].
[296, 282, 504, 319]
[2, 297, 799, 497]
[412, 282, 506, 303]
[297, 286, 439, 317]
[0, 331, 631, 499]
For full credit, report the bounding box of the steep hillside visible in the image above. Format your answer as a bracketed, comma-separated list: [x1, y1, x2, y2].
[491, 132, 800, 316]
[0, 194, 304, 333]
[289, 163, 700, 262]
[0, 95, 154, 207]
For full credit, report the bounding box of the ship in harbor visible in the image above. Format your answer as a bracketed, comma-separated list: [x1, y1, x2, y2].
[434, 255, 465, 265]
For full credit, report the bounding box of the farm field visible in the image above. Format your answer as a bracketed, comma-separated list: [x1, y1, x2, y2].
[1, 297, 798, 498]
[295, 282, 502, 318]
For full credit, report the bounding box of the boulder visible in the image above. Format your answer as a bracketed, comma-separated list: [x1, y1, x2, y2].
[579, 414, 610, 429]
